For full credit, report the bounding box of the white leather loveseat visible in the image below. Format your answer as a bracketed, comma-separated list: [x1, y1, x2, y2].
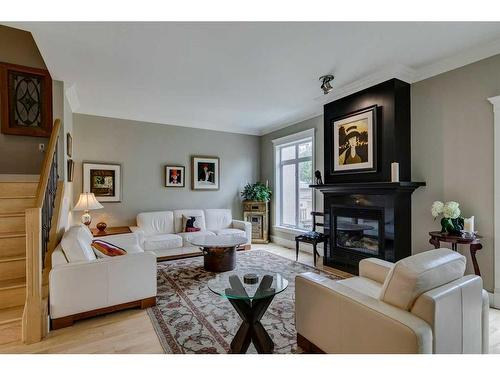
[295, 248, 489, 354]
[49, 225, 157, 329]
[131, 209, 252, 260]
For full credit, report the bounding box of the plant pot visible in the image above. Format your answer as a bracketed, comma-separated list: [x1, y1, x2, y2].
[440, 217, 464, 235]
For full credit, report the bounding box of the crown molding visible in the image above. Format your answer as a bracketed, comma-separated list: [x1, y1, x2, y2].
[415, 37, 500, 82]
[65, 83, 80, 112]
[258, 109, 323, 136]
[488, 95, 500, 110]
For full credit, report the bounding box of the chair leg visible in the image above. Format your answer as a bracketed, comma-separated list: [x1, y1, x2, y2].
[295, 240, 299, 261]
[313, 243, 317, 267]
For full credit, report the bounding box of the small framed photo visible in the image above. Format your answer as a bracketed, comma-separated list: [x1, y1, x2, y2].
[191, 156, 220, 190]
[83, 162, 121, 202]
[332, 105, 377, 174]
[66, 132, 72, 157]
[67, 159, 74, 182]
[165, 165, 185, 187]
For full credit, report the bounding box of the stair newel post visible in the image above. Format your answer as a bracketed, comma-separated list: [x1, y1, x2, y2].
[22, 207, 43, 344]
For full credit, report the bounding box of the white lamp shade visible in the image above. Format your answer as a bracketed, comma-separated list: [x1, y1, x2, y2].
[73, 192, 104, 211]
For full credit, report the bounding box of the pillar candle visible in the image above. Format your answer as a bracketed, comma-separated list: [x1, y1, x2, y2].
[464, 216, 475, 233]
[391, 162, 399, 182]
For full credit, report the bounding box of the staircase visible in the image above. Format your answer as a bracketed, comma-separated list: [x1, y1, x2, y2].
[0, 180, 38, 345]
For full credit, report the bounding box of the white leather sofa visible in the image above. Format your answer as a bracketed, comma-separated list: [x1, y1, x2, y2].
[49, 225, 157, 329]
[295, 248, 489, 354]
[131, 209, 252, 259]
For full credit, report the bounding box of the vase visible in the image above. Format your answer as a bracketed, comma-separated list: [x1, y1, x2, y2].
[440, 217, 464, 235]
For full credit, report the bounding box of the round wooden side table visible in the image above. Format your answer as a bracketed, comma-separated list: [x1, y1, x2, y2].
[428, 231, 482, 276]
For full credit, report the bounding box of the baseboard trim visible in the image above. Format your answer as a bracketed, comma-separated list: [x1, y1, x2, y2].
[489, 290, 500, 309]
[270, 235, 323, 255]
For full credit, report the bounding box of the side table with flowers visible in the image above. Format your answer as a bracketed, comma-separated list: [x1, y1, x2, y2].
[429, 200, 482, 276]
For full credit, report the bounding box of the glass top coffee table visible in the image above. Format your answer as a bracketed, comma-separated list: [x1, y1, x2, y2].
[208, 270, 289, 353]
[189, 235, 247, 272]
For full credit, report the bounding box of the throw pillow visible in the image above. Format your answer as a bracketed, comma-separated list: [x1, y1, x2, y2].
[91, 240, 127, 258]
[182, 215, 202, 232]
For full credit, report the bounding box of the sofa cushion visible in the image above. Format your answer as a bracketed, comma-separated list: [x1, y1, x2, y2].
[205, 209, 232, 231]
[182, 215, 203, 232]
[143, 233, 183, 251]
[61, 225, 97, 262]
[137, 211, 175, 236]
[214, 228, 246, 237]
[91, 240, 127, 258]
[337, 277, 383, 299]
[174, 209, 206, 233]
[178, 230, 215, 246]
[380, 248, 466, 311]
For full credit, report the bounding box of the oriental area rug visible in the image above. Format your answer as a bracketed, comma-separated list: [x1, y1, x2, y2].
[148, 249, 341, 354]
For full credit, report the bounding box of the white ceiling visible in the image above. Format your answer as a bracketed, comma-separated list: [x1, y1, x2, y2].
[8, 22, 500, 135]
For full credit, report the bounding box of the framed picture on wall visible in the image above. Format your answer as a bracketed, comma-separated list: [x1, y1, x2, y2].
[67, 159, 74, 182]
[332, 105, 377, 174]
[191, 156, 220, 190]
[0, 62, 53, 137]
[83, 162, 122, 202]
[66, 132, 73, 157]
[165, 165, 185, 187]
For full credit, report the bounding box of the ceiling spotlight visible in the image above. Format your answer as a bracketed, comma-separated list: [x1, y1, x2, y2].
[319, 74, 334, 95]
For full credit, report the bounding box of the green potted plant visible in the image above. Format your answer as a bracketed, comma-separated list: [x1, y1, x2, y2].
[241, 182, 272, 202]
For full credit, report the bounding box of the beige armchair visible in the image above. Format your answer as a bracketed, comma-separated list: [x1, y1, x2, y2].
[295, 248, 489, 354]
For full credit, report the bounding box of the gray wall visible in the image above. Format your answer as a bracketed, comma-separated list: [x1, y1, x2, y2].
[0, 25, 49, 174]
[411, 54, 500, 292]
[260, 54, 500, 291]
[73, 114, 260, 226]
[260, 116, 324, 243]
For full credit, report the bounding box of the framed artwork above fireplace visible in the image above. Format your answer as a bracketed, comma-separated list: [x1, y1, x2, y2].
[332, 105, 377, 175]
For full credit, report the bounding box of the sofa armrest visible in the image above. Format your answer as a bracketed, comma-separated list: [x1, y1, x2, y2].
[49, 252, 157, 319]
[232, 219, 252, 244]
[295, 272, 432, 353]
[359, 258, 394, 284]
[130, 226, 145, 245]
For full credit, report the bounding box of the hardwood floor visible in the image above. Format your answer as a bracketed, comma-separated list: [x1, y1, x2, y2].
[0, 243, 498, 353]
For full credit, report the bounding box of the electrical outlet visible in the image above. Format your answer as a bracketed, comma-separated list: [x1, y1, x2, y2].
[39, 143, 45, 152]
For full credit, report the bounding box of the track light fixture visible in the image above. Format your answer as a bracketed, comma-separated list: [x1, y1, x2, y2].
[319, 74, 334, 95]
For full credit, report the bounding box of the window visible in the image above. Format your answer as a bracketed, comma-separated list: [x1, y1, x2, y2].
[273, 129, 314, 231]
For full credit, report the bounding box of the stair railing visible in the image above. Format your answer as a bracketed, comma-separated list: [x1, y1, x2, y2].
[23, 119, 61, 344]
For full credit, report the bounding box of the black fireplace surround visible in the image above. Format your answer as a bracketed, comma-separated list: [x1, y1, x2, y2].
[311, 79, 425, 274]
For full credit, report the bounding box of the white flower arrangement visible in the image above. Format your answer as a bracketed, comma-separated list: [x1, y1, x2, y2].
[431, 200, 461, 219]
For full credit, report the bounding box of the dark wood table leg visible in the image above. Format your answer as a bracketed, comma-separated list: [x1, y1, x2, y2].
[470, 243, 482, 276]
[295, 240, 299, 261]
[429, 237, 440, 249]
[226, 275, 276, 354]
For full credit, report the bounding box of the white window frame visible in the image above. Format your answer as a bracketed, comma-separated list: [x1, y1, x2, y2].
[272, 128, 315, 234]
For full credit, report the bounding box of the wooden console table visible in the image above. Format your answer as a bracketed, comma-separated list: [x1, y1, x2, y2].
[91, 226, 132, 238]
[428, 231, 482, 276]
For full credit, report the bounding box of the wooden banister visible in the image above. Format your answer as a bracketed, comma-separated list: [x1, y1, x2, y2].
[23, 119, 61, 344]
[35, 119, 61, 208]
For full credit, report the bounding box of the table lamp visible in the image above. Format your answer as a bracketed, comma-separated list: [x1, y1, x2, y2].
[73, 192, 104, 226]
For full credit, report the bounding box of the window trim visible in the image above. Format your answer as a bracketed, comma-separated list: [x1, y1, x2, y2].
[272, 128, 315, 232]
